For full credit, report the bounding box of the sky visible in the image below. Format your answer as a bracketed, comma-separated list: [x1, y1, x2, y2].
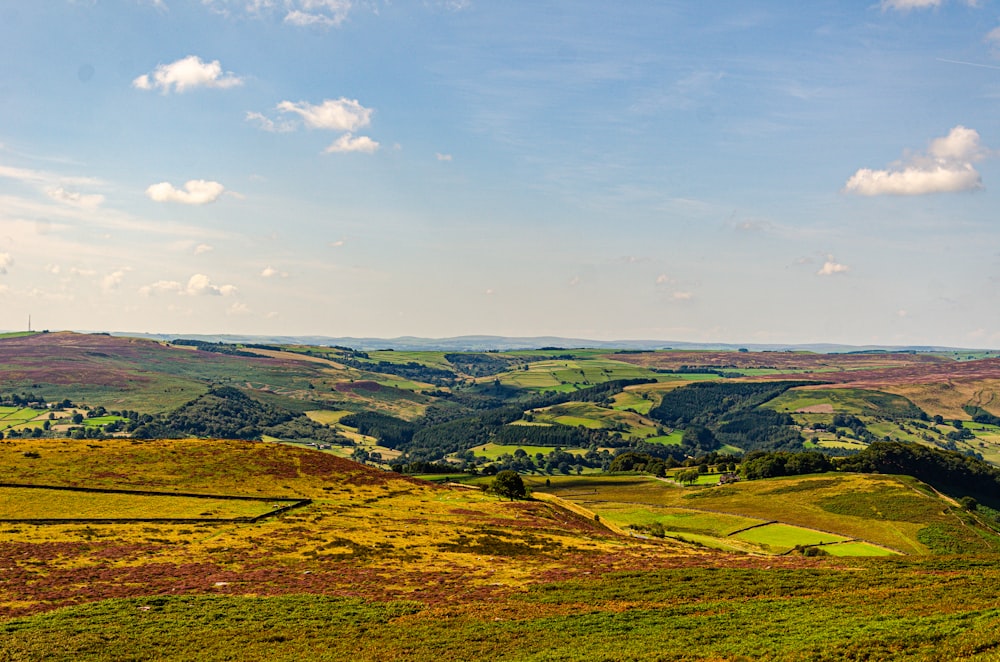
[2, 0, 1000, 346]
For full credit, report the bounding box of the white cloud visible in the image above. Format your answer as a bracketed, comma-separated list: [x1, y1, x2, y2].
[844, 126, 990, 196]
[276, 98, 373, 132]
[146, 180, 226, 205]
[245, 111, 296, 133]
[140, 274, 237, 296]
[133, 56, 243, 93]
[672, 291, 693, 300]
[330, 239, 346, 247]
[260, 265, 288, 278]
[228, 302, 251, 315]
[485, 288, 495, 296]
[185, 273, 237, 296]
[655, 274, 675, 285]
[435, 152, 453, 161]
[138, 280, 183, 296]
[194, 243, 214, 255]
[70, 267, 97, 277]
[46, 187, 104, 209]
[881, 0, 979, 9]
[881, 0, 941, 9]
[46, 264, 61, 275]
[102, 269, 128, 292]
[285, 0, 352, 26]
[325, 133, 379, 154]
[817, 258, 849, 276]
[0, 253, 12, 275]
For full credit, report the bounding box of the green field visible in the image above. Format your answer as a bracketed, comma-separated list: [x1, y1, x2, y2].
[0, 487, 280, 520]
[466, 443, 588, 461]
[525, 472, 998, 556]
[496, 358, 658, 392]
[528, 402, 662, 440]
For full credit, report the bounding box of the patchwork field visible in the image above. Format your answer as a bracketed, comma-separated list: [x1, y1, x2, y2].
[523, 473, 999, 556]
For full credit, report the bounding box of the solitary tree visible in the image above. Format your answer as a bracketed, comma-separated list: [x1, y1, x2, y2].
[492, 470, 527, 500]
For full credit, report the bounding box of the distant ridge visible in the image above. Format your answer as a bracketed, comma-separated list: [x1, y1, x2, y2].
[96, 332, 983, 354]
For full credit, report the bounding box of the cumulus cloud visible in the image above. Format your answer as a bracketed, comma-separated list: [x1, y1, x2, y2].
[672, 291, 693, 301]
[146, 180, 226, 205]
[133, 55, 243, 93]
[185, 273, 237, 296]
[139, 274, 237, 297]
[194, 243, 214, 255]
[325, 133, 379, 153]
[102, 269, 128, 292]
[435, 153, 453, 161]
[0, 253, 12, 275]
[330, 239, 346, 247]
[817, 258, 849, 276]
[228, 302, 251, 315]
[844, 126, 990, 196]
[204, 0, 354, 27]
[277, 98, 373, 131]
[260, 266, 288, 278]
[655, 274, 675, 285]
[251, 97, 379, 155]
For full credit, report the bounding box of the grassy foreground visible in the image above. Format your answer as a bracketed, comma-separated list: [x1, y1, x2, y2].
[3, 560, 1000, 661]
[3, 438, 1000, 660]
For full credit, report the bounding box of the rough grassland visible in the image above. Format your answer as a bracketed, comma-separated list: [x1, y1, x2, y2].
[2, 441, 1000, 659]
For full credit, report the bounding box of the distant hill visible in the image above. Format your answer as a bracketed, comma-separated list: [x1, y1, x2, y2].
[102, 331, 979, 354]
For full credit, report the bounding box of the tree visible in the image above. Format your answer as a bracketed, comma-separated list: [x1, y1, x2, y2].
[492, 470, 527, 500]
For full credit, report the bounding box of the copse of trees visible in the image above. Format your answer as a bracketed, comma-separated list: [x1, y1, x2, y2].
[339, 412, 417, 448]
[740, 450, 833, 480]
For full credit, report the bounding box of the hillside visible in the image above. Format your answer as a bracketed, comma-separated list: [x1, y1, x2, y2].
[2, 437, 1000, 660]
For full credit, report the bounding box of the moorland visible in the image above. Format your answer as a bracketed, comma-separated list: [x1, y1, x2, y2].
[3, 331, 1000, 660]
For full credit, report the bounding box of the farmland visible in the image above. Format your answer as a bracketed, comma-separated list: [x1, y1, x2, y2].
[5, 334, 1000, 657]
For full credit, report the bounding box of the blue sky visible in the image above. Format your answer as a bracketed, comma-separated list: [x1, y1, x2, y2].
[2, 0, 1000, 346]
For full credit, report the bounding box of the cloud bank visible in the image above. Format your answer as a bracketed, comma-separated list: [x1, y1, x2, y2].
[843, 126, 989, 196]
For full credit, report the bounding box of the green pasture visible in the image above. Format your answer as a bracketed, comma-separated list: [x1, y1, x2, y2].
[731, 523, 848, 553]
[767, 388, 922, 418]
[0, 407, 46, 430]
[81, 415, 127, 428]
[528, 402, 661, 439]
[304, 410, 353, 425]
[467, 443, 587, 460]
[822, 541, 898, 557]
[496, 358, 658, 392]
[529, 472, 990, 556]
[0, 487, 277, 520]
[643, 430, 684, 446]
[609, 390, 655, 414]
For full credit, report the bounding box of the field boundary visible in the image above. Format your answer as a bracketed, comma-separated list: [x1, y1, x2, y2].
[0, 482, 311, 524]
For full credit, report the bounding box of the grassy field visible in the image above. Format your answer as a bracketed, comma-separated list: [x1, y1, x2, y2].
[0, 487, 278, 520]
[524, 473, 1000, 556]
[4, 438, 1000, 659]
[495, 358, 659, 392]
[464, 443, 588, 461]
[527, 402, 662, 440]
